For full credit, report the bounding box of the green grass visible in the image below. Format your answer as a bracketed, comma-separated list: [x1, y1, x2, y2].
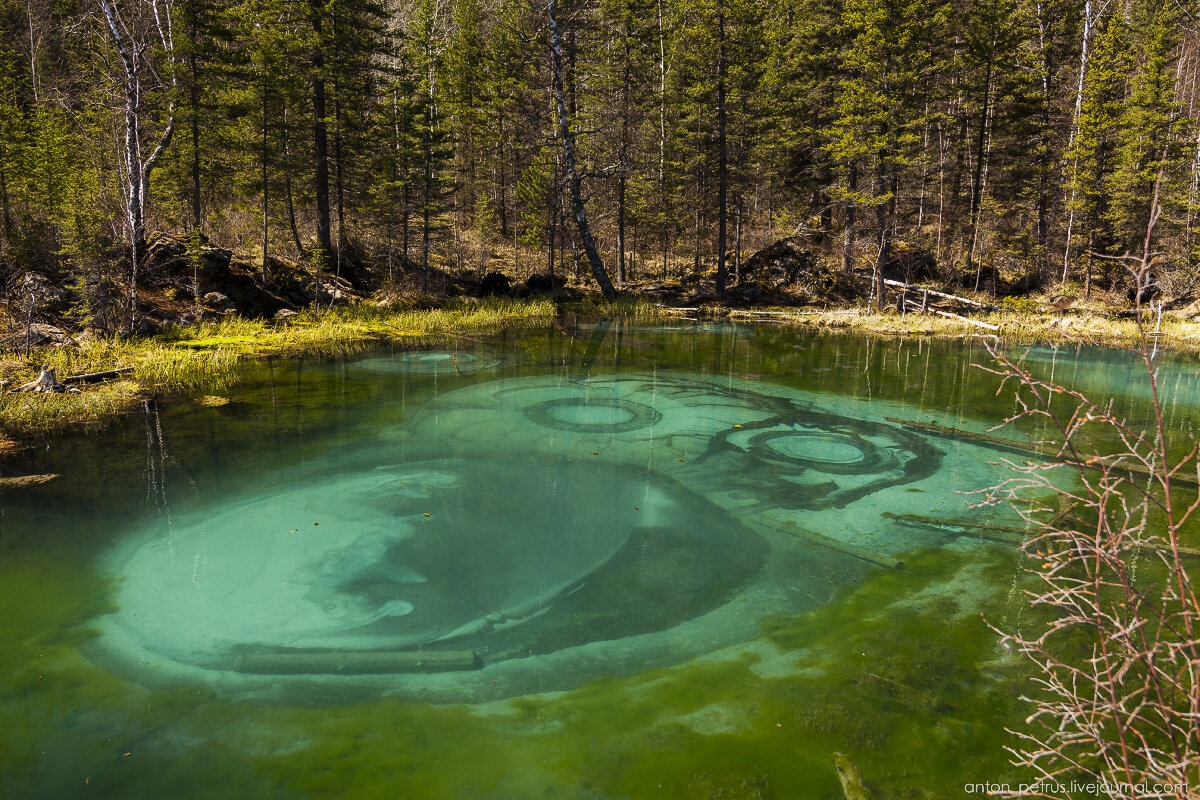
[560, 295, 670, 320]
[0, 298, 560, 436]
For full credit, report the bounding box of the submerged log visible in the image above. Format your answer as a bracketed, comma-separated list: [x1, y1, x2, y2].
[885, 416, 1200, 488]
[744, 512, 903, 570]
[883, 511, 1200, 560]
[886, 416, 1055, 457]
[881, 512, 1025, 545]
[0, 473, 60, 489]
[233, 649, 481, 675]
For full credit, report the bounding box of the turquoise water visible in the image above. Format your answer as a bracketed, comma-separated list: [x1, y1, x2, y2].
[0, 324, 1193, 798]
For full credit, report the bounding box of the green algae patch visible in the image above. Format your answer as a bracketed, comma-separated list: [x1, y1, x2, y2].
[0, 549, 285, 799]
[249, 698, 592, 800]
[0, 551, 115, 691]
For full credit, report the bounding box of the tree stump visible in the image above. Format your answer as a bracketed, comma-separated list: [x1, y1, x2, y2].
[12, 366, 76, 393]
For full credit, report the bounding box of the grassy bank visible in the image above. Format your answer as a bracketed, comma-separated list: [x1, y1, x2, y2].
[694, 305, 1195, 348]
[0, 292, 1185, 441]
[0, 298, 566, 437]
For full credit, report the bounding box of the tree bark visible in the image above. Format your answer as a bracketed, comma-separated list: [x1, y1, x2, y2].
[1034, 0, 1055, 277]
[616, 51, 632, 287]
[843, 164, 857, 273]
[261, 78, 269, 284]
[616, 173, 627, 286]
[0, 161, 12, 245]
[334, 94, 346, 276]
[100, 0, 176, 334]
[969, 41, 995, 283]
[547, 0, 616, 300]
[1062, 0, 1098, 282]
[189, 1, 201, 231]
[310, 3, 333, 272]
[715, 0, 729, 296]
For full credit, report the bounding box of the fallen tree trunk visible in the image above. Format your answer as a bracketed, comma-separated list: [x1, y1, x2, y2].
[882, 512, 1025, 545]
[744, 511, 903, 569]
[901, 299, 1000, 330]
[883, 278, 1002, 310]
[62, 367, 134, 385]
[882, 511, 1200, 560]
[886, 416, 1200, 488]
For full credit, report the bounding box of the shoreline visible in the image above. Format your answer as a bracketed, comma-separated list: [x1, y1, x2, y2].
[668, 304, 1195, 350]
[0, 295, 1184, 444]
[0, 298, 564, 442]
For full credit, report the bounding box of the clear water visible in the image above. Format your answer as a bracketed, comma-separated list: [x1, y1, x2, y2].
[1, 323, 1194, 799]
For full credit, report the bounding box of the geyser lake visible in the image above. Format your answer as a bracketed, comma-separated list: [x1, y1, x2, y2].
[2, 322, 1195, 799]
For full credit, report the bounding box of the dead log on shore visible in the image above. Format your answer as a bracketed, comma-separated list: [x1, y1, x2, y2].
[882, 278, 1002, 310]
[906, 302, 1001, 330]
[9, 366, 132, 393]
[61, 367, 133, 385]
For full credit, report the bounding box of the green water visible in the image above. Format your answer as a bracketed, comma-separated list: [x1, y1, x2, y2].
[0, 323, 1193, 799]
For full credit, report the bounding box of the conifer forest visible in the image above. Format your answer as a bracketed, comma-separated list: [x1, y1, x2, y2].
[1, 0, 1198, 312]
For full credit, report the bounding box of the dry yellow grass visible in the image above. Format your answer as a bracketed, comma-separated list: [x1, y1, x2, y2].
[721, 306, 1194, 348]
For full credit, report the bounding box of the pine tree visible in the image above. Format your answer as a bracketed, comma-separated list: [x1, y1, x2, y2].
[761, 0, 844, 239]
[596, 0, 658, 285]
[1107, 2, 1188, 259]
[672, 0, 765, 292]
[444, 0, 487, 229]
[406, 0, 456, 287]
[828, 0, 943, 306]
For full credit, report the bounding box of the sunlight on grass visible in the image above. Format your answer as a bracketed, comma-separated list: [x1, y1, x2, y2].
[0, 298, 560, 435]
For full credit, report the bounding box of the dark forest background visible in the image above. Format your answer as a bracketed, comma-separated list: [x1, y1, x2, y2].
[1, 0, 1197, 314]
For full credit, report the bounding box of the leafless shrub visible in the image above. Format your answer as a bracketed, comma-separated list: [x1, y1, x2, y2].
[979, 256, 1200, 798]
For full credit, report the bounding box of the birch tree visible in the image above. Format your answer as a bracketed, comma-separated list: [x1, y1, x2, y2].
[98, 0, 178, 331]
[546, 0, 616, 299]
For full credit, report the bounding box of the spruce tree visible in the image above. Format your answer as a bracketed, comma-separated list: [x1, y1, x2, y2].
[1107, 3, 1188, 259]
[1063, 9, 1132, 290]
